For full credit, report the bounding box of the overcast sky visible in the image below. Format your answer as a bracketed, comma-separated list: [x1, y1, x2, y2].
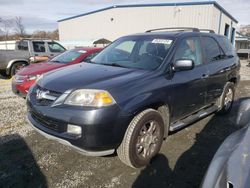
[0, 0, 249, 33]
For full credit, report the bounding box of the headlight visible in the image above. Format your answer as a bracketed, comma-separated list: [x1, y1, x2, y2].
[64, 89, 116, 107]
[27, 74, 43, 81]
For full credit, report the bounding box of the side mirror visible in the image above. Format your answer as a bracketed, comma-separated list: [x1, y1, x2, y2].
[236, 99, 250, 128]
[174, 59, 194, 71]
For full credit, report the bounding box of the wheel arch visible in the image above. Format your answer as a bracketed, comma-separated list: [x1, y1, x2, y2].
[228, 77, 237, 84]
[217, 81, 235, 113]
[132, 102, 170, 139]
[6, 59, 29, 75]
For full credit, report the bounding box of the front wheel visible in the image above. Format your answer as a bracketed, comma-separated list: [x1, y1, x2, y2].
[217, 82, 235, 114]
[10, 62, 26, 77]
[117, 109, 164, 168]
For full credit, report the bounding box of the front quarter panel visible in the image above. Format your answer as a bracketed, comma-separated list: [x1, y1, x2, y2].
[113, 74, 172, 115]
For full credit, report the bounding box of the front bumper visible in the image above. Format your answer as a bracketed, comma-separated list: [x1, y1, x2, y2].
[27, 115, 115, 156]
[12, 82, 27, 98]
[26, 92, 132, 155]
[12, 79, 35, 98]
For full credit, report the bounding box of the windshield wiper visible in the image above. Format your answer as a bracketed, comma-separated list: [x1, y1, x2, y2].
[100, 63, 126, 68]
[111, 63, 126, 68]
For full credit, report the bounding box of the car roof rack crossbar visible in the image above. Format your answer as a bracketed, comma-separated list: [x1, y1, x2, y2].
[146, 27, 200, 33]
[199, 29, 215, 33]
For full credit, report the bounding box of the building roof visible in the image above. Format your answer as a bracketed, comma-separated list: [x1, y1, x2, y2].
[236, 32, 250, 41]
[58, 1, 238, 23]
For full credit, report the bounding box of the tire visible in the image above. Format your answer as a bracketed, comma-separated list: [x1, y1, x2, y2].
[0, 71, 9, 79]
[10, 62, 25, 77]
[117, 109, 164, 168]
[217, 82, 235, 115]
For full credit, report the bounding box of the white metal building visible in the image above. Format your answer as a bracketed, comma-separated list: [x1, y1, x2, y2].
[58, 1, 238, 46]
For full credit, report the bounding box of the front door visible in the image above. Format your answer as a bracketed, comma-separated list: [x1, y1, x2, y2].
[47, 42, 66, 58]
[170, 36, 207, 121]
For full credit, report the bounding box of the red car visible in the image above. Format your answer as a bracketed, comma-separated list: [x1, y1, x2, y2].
[12, 47, 102, 97]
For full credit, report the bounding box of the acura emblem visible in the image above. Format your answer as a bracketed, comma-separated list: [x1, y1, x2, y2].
[36, 89, 49, 100]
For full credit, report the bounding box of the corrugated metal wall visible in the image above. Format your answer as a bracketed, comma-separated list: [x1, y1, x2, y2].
[212, 5, 237, 35]
[59, 4, 235, 42]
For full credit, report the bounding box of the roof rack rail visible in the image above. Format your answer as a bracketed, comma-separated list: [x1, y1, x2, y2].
[199, 29, 215, 33]
[19, 37, 53, 41]
[146, 27, 200, 33]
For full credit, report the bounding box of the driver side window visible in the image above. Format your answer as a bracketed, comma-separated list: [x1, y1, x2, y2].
[174, 37, 202, 66]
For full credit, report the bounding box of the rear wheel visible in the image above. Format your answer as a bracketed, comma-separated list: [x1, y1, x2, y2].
[217, 82, 235, 114]
[117, 109, 164, 168]
[10, 62, 26, 77]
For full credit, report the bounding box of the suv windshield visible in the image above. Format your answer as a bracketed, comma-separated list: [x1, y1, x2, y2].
[91, 36, 173, 70]
[50, 50, 84, 64]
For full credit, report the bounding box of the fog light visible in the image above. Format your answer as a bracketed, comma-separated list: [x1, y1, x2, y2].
[67, 124, 82, 135]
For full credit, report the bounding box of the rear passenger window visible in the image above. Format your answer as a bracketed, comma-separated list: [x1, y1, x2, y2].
[202, 37, 224, 63]
[174, 37, 202, 66]
[33, 42, 45, 52]
[217, 36, 235, 57]
[17, 41, 28, 51]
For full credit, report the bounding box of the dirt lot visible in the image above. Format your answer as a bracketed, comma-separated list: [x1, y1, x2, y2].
[0, 60, 250, 188]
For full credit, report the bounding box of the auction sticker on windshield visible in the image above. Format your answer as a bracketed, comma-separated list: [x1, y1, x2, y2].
[152, 39, 173, 45]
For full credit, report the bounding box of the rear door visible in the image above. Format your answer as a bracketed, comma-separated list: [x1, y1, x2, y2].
[170, 36, 208, 120]
[201, 36, 230, 105]
[31, 41, 49, 57]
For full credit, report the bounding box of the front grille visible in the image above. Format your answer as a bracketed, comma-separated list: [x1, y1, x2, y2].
[31, 111, 66, 133]
[31, 85, 62, 106]
[36, 99, 55, 106]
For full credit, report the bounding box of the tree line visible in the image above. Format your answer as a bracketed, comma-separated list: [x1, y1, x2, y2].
[0, 16, 59, 41]
[1, 16, 250, 41]
[239, 25, 250, 37]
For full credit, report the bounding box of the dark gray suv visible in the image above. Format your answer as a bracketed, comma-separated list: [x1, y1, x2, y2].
[26, 28, 240, 168]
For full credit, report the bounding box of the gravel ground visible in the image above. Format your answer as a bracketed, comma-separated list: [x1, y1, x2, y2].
[0, 80, 32, 144]
[0, 61, 250, 188]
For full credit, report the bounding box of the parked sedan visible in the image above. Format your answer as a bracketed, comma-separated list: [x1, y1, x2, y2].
[12, 47, 102, 97]
[201, 99, 250, 188]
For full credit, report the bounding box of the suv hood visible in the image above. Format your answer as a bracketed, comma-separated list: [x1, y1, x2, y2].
[38, 63, 149, 93]
[18, 61, 66, 76]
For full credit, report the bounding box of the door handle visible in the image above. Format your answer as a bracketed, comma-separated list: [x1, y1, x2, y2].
[201, 74, 209, 79]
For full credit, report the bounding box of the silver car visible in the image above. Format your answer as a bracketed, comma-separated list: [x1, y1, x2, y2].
[201, 99, 250, 188]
